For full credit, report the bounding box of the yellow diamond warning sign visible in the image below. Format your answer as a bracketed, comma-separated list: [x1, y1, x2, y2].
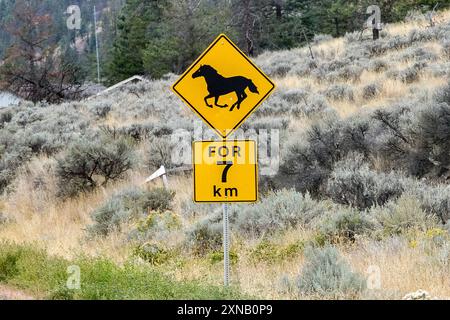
[172, 34, 275, 138]
[193, 140, 257, 203]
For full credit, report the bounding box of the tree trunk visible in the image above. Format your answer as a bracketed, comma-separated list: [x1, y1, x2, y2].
[334, 17, 339, 37]
[274, 0, 282, 19]
[243, 0, 254, 55]
[373, 28, 379, 40]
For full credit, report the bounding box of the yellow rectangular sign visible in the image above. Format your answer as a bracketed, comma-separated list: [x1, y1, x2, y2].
[193, 140, 258, 203]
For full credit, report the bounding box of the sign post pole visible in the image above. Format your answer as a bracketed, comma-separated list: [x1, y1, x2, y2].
[223, 202, 230, 286]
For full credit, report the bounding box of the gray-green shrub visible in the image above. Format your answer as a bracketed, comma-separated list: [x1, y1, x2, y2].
[324, 84, 354, 101]
[370, 195, 438, 236]
[326, 155, 404, 210]
[278, 117, 371, 195]
[56, 138, 135, 198]
[297, 246, 366, 298]
[88, 187, 175, 237]
[317, 208, 375, 242]
[234, 189, 326, 237]
[89, 102, 112, 119]
[146, 136, 174, 171]
[369, 58, 388, 72]
[185, 208, 225, 255]
[362, 83, 381, 100]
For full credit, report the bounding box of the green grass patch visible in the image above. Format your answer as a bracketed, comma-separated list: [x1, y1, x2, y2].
[249, 240, 304, 264]
[0, 241, 244, 300]
[207, 250, 239, 265]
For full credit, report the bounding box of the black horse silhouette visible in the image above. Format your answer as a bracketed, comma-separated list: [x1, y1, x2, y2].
[192, 65, 259, 111]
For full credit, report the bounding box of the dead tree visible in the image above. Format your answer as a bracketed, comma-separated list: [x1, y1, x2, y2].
[0, 0, 83, 103]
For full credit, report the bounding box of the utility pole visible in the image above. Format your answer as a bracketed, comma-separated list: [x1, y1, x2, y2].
[94, 5, 101, 83]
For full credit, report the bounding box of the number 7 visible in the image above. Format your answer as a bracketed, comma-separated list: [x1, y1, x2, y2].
[217, 161, 233, 183]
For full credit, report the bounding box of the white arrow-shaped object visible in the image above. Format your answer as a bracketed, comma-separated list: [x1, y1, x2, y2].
[145, 165, 168, 188]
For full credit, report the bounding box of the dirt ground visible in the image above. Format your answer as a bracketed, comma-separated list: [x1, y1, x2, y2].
[0, 285, 34, 300]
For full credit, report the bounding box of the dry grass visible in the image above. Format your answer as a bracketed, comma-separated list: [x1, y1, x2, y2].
[1, 155, 449, 299]
[344, 237, 450, 299]
[0, 153, 193, 262]
[384, 9, 450, 36]
[158, 225, 450, 299]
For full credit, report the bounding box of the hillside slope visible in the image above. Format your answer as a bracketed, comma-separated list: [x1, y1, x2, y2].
[0, 10, 449, 299]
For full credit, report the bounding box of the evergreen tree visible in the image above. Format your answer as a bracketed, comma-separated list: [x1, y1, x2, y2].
[106, 0, 167, 84]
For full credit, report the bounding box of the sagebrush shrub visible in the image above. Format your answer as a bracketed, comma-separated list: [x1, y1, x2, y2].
[129, 210, 180, 243]
[324, 84, 354, 101]
[317, 208, 374, 242]
[409, 183, 450, 225]
[333, 65, 363, 82]
[435, 82, 450, 105]
[244, 116, 289, 130]
[88, 187, 175, 237]
[365, 41, 387, 57]
[442, 40, 450, 59]
[0, 103, 93, 192]
[278, 117, 371, 195]
[234, 189, 326, 237]
[88, 196, 128, 236]
[397, 62, 426, 83]
[344, 31, 360, 43]
[400, 47, 437, 62]
[0, 145, 32, 192]
[257, 95, 293, 116]
[303, 94, 332, 116]
[185, 209, 225, 255]
[265, 61, 291, 77]
[0, 109, 14, 129]
[371, 195, 438, 236]
[180, 200, 217, 218]
[362, 83, 381, 100]
[409, 102, 450, 178]
[369, 58, 388, 72]
[89, 102, 112, 119]
[313, 34, 333, 44]
[297, 246, 365, 298]
[146, 136, 174, 171]
[133, 243, 174, 266]
[326, 154, 404, 210]
[426, 63, 449, 77]
[407, 27, 436, 43]
[56, 137, 135, 198]
[277, 89, 332, 117]
[280, 89, 308, 104]
[139, 187, 175, 212]
[116, 123, 154, 142]
[288, 58, 317, 77]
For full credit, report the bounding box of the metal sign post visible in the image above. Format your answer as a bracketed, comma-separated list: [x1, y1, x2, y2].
[192, 140, 258, 287]
[93, 5, 101, 84]
[222, 202, 230, 286]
